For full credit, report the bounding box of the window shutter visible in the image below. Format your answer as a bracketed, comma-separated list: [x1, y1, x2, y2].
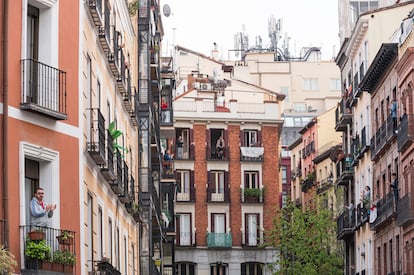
[189, 128, 194, 159]
[176, 215, 180, 245]
[244, 213, 248, 245]
[225, 171, 230, 202]
[190, 170, 195, 202]
[257, 130, 262, 146]
[207, 171, 212, 201]
[256, 213, 260, 243]
[206, 129, 211, 159]
[240, 130, 244, 147]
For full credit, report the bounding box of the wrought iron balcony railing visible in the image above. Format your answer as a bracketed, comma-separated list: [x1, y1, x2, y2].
[20, 225, 76, 274]
[371, 192, 395, 230]
[398, 114, 414, 153]
[337, 211, 354, 240]
[87, 108, 106, 165]
[20, 59, 67, 120]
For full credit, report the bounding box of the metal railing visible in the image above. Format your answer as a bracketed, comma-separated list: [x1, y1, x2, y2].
[21, 59, 67, 119]
[20, 225, 76, 274]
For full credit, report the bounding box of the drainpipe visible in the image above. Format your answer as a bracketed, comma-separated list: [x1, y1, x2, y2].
[1, 0, 9, 247]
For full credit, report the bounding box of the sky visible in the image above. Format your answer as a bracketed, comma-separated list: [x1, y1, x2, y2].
[161, 0, 340, 61]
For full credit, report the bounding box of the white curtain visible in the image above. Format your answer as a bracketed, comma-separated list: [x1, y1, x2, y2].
[180, 214, 191, 245]
[247, 215, 257, 246]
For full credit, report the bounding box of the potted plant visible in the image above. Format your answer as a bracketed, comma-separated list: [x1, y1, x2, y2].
[244, 188, 261, 198]
[25, 239, 51, 269]
[0, 245, 17, 274]
[56, 230, 74, 245]
[28, 228, 45, 241]
[53, 250, 76, 273]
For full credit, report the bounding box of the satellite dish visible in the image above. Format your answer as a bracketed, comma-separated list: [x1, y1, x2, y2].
[163, 4, 171, 17]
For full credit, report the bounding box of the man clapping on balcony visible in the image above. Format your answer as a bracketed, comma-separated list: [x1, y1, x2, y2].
[30, 187, 56, 227]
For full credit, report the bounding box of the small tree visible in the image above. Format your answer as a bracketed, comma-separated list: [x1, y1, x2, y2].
[266, 200, 343, 275]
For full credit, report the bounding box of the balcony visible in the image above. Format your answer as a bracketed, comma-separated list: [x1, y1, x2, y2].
[371, 115, 398, 160]
[97, 10, 111, 54]
[397, 193, 414, 226]
[20, 59, 67, 120]
[301, 177, 315, 193]
[176, 184, 195, 202]
[355, 203, 369, 228]
[370, 192, 395, 230]
[207, 145, 229, 161]
[161, 160, 174, 179]
[20, 225, 76, 274]
[174, 144, 195, 160]
[398, 114, 414, 153]
[100, 130, 115, 181]
[95, 259, 121, 275]
[87, 108, 106, 165]
[335, 99, 352, 132]
[117, 161, 130, 203]
[176, 230, 196, 247]
[337, 211, 354, 239]
[207, 187, 230, 203]
[242, 230, 263, 247]
[240, 147, 264, 162]
[316, 177, 334, 194]
[110, 151, 123, 194]
[207, 232, 232, 248]
[87, 0, 103, 27]
[241, 188, 264, 203]
[336, 158, 353, 186]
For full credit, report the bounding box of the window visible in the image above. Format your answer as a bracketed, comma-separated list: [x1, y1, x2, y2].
[281, 167, 287, 185]
[330, 79, 341, 91]
[304, 78, 319, 90]
[212, 213, 226, 234]
[280, 87, 289, 102]
[244, 171, 259, 189]
[116, 227, 120, 269]
[176, 262, 196, 275]
[108, 218, 113, 262]
[243, 130, 258, 147]
[241, 262, 264, 275]
[177, 213, 191, 246]
[177, 170, 190, 195]
[245, 214, 259, 246]
[97, 207, 103, 261]
[124, 236, 128, 275]
[211, 171, 224, 193]
[210, 263, 227, 275]
[87, 194, 93, 272]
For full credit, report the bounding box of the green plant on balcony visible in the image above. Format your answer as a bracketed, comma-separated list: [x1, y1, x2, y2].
[306, 172, 316, 182]
[244, 188, 262, 198]
[0, 246, 17, 274]
[109, 121, 128, 157]
[56, 230, 74, 245]
[25, 239, 51, 261]
[52, 250, 76, 266]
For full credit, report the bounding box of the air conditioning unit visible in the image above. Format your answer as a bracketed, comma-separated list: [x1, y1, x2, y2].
[199, 83, 211, 91]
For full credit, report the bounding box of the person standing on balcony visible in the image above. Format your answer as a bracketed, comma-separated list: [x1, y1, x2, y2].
[216, 135, 225, 159]
[390, 173, 399, 208]
[30, 187, 56, 227]
[176, 135, 183, 159]
[390, 98, 398, 132]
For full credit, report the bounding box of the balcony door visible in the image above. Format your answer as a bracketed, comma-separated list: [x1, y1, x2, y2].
[26, 5, 39, 104]
[210, 171, 225, 202]
[176, 170, 190, 201]
[246, 214, 259, 246]
[178, 214, 191, 246]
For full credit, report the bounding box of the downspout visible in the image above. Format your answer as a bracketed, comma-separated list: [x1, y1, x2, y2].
[1, 0, 9, 247]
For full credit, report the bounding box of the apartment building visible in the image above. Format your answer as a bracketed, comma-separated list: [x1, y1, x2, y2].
[225, 51, 342, 207]
[170, 46, 284, 274]
[82, 1, 141, 274]
[395, 19, 414, 273]
[289, 107, 341, 211]
[0, 0, 81, 274]
[335, 2, 414, 274]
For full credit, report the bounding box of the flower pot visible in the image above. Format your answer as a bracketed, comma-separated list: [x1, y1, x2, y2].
[28, 231, 45, 241]
[57, 235, 74, 245]
[41, 261, 53, 271]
